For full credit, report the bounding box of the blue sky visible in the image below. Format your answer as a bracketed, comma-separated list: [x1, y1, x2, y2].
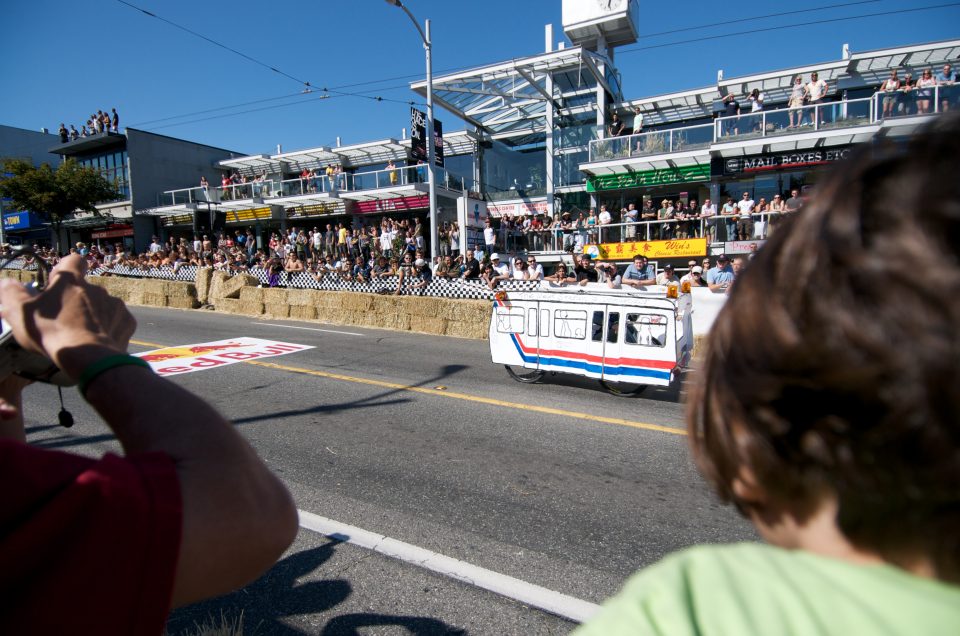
[1, 0, 957, 156]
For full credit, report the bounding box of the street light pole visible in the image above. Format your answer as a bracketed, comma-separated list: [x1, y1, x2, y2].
[386, 0, 438, 266]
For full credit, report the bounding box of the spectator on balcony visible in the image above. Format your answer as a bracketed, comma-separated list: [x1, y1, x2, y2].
[220, 174, 232, 200]
[722, 93, 740, 136]
[80, 125, 89, 137]
[621, 203, 638, 242]
[325, 163, 336, 190]
[784, 189, 802, 213]
[936, 64, 955, 112]
[585, 208, 599, 244]
[58, 123, 68, 143]
[786, 75, 806, 128]
[631, 107, 644, 152]
[658, 199, 675, 240]
[737, 192, 756, 240]
[69, 125, 79, 140]
[880, 70, 902, 119]
[675, 201, 693, 240]
[101, 111, 111, 133]
[598, 206, 614, 243]
[386, 160, 398, 186]
[111, 108, 119, 132]
[200, 176, 209, 193]
[608, 111, 625, 138]
[700, 199, 718, 243]
[749, 88, 765, 114]
[916, 68, 937, 114]
[688, 199, 701, 238]
[718, 197, 736, 241]
[806, 72, 829, 125]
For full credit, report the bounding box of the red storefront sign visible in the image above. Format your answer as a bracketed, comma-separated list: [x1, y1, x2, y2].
[354, 195, 429, 214]
[91, 226, 135, 239]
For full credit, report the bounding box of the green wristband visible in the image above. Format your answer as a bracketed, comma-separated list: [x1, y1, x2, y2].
[78, 354, 152, 397]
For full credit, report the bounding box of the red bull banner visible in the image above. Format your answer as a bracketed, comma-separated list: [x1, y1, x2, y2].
[135, 338, 313, 376]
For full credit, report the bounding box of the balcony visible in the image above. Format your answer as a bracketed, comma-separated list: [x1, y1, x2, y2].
[151, 165, 467, 215]
[585, 87, 959, 170]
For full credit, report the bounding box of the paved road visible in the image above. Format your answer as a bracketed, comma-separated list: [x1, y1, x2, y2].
[22, 306, 755, 635]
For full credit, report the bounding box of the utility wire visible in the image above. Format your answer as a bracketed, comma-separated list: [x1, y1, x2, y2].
[637, 0, 880, 39]
[116, 0, 417, 107]
[619, 2, 960, 54]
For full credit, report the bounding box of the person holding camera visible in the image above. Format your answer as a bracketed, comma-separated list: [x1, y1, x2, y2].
[0, 255, 297, 633]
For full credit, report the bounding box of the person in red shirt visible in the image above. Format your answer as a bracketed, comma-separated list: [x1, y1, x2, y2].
[0, 255, 297, 634]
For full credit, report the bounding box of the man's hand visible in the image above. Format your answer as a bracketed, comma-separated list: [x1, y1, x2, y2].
[0, 255, 135, 379]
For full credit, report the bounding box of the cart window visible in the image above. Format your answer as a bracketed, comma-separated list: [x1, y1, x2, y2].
[528, 308, 538, 337]
[540, 309, 550, 337]
[625, 313, 667, 348]
[495, 307, 525, 333]
[591, 311, 604, 342]
[607, 312, 620, 344]
[555, 309, 587, 339]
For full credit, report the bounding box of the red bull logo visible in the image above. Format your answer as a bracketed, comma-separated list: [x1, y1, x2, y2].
[135, 338, 313, 376]
[139, 342, 246, 363]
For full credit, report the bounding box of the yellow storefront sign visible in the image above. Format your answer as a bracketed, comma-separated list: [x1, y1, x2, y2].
[586, 238, 708, 260]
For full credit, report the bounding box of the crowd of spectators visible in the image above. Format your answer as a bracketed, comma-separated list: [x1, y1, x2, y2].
[57, 108, 119, 142]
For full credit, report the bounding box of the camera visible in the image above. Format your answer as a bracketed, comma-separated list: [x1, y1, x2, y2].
[0, 248, 74, 386]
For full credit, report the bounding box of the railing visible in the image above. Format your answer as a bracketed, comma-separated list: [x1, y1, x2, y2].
[874, 84, 960, 120]
[587, 89, 957, 162]
[162, 166, 468, 207]
[486, 212, 790, 253]
[590, 124, 714, 161]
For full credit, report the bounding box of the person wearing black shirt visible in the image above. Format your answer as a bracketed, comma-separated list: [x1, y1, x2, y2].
[574, 253, 600, 285]
[460, 249, 481, 279]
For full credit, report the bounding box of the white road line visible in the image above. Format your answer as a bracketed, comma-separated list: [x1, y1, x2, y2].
[257, 323, 364, 337]
[298, 510, 601, 624]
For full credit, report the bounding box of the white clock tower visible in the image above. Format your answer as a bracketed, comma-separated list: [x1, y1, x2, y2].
[561, 0, 639, 53]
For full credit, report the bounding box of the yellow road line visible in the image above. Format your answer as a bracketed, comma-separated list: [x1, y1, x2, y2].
[130, 339, 687, 436]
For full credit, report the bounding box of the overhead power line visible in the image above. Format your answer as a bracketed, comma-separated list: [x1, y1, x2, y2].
[619, 2, 960, 55]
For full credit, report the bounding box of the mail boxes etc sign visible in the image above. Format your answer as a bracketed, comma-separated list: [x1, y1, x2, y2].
[721, 148, 853, 175]
[586, 164, 710, 192]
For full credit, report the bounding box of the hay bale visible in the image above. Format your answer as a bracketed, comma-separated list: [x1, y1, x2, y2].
[239, 286, 265, 304]
[409, 315, 447, 336]
[167, 295, 201, 310]
[219, 273, 258, 299]
[195, 267, 213, 304]
[289, 304, 318, 320]
[142, 291, 168, 307]
[286, 288, 317, 307]
[208, 271, 231, 302]
[264, 302, 290, 319]
[215, 298, 244, 314]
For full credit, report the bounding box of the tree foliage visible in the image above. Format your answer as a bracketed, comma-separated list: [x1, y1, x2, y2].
[0, 158, 119, 225]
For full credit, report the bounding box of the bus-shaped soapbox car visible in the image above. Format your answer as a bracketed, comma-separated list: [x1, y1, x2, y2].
[489, 283, 694, 396]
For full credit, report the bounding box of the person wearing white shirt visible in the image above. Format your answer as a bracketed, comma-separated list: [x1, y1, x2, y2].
[701, 199, 718, 243]
[598, 206, 614, 242]
[525, 255, 544, 280]
[656, 264, 680, 286]
[483, 221, 496, 258]
[622, 203, 639, 241]
[737, 192, 755, 241]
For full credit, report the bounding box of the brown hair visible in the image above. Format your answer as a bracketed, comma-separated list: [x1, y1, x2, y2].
[687, 112, 960, 582]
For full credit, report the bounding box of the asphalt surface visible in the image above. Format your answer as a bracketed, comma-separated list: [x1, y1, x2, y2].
[21, 306, 755, 635]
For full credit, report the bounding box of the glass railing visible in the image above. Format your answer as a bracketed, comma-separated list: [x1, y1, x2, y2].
[715, 96, 875, 142]
[874, 84, 960, 119]
[587, 90, 954, 163]
[589, 124, 714, 161]
[161, 166, 467, 206]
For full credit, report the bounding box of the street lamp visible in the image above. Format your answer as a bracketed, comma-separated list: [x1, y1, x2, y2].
[385, 0, 438, 266]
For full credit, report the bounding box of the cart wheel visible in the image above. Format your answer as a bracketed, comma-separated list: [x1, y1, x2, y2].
[600, 379, 647, 397]
[504, 365, 545, 383]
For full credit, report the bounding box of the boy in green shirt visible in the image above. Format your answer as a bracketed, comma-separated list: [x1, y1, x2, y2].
[578, 114, 960, 635]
